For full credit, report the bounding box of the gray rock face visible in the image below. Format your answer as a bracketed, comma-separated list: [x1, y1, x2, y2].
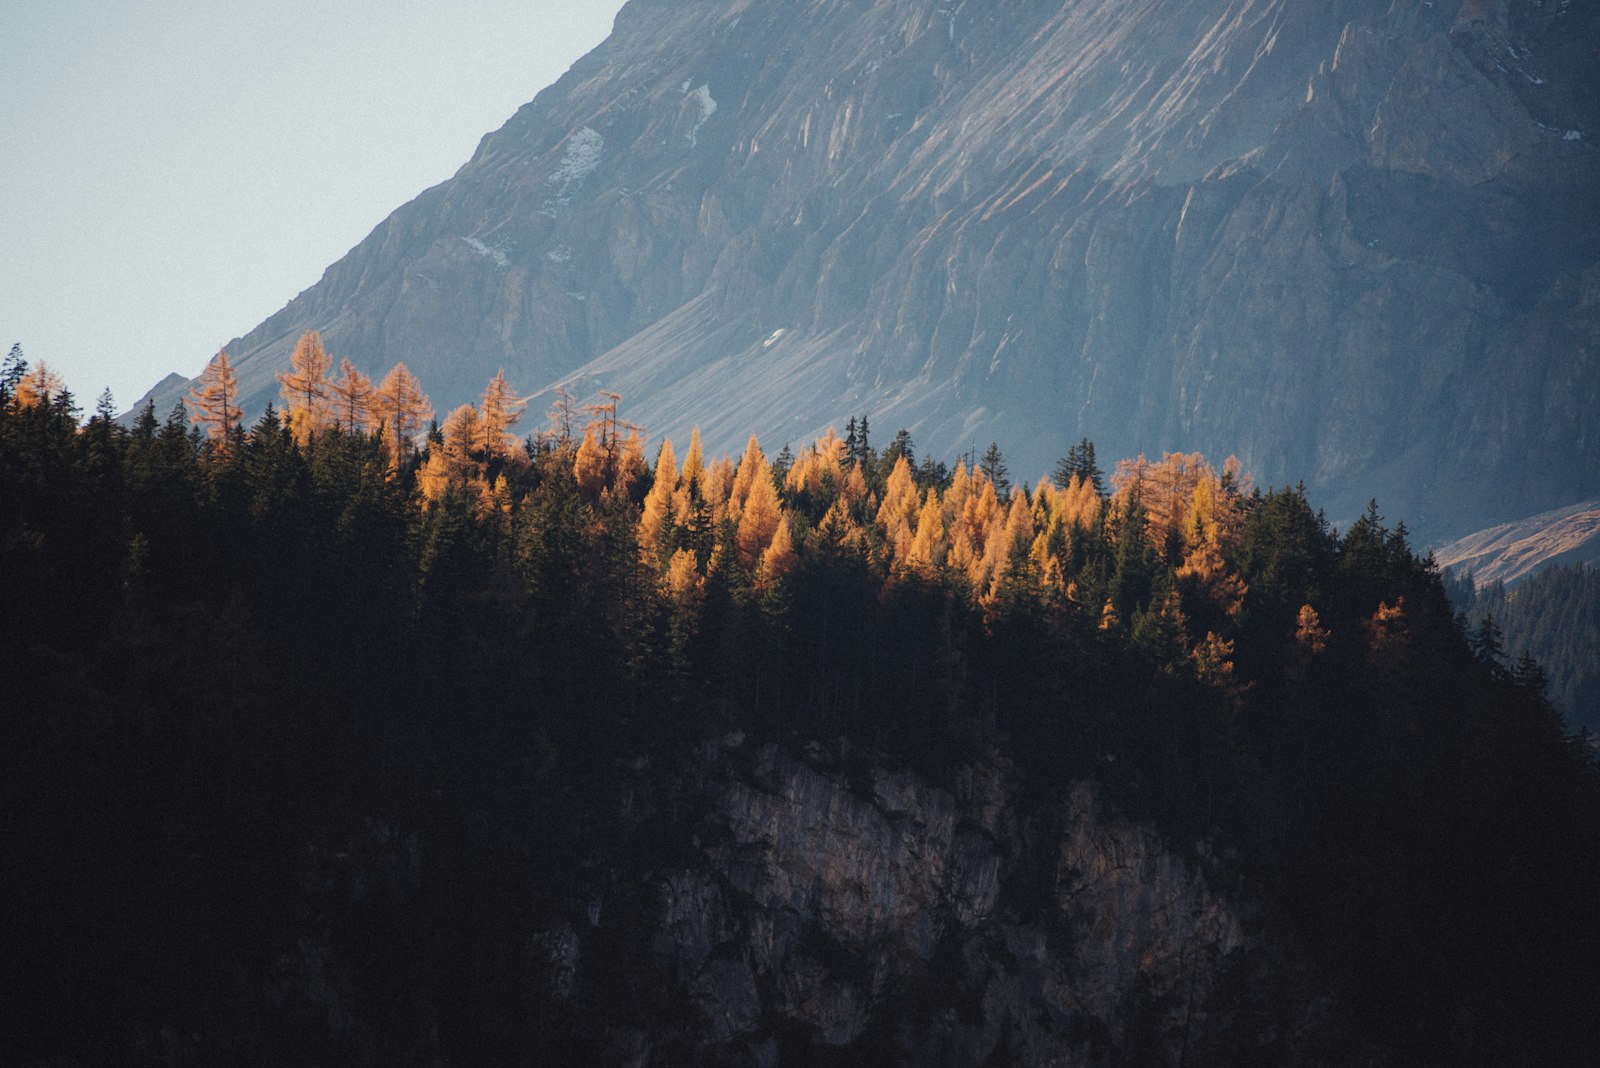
[547, 741, 1262, 1064]
[157, 0, 1597, 540]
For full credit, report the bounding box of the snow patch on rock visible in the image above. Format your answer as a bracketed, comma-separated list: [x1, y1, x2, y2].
[541, 127, 605, 215]
[684, 83, 718, 146]
[462, 237, 509, 269]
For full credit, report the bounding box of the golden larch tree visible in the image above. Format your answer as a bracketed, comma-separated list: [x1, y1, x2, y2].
[876, 454, 920, 534]
[727, 434, 767, 524]
[277, 330, 333, 445]
[678, 427, 706, 491]
[704, 455, 735, 525]
[574, 423, 609, 500]
[907, 493, 948, 571]
[1295, 604, 1329, 654]
[186, 349, 241, 446]
[942, 461, 973, 526]
[440, 403, 482, 458]
[419, 403, 484, 504]
[840, 463, 871, 510]
[759, 515, 799, 585]
[671, 427, 708, 535]
[616, 431, 646, 496]
[16, 360, 65, 408]
[664, 547, 703, 604]
[736, 466, 782, 569]
[372, 362, 432, 470]
[638, 438, 678, 569]
[544, 384, 578, 447]
[330, 358, 374, 431]
[479, 369, 527, 459]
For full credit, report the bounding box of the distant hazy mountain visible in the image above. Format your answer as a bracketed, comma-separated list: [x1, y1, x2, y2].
[137, 0, 1599, 540]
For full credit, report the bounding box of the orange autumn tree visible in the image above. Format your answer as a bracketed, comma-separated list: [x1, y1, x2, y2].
[479, 369, 528, 460]
[15, 360, 65, 409]
[329, 358, 374, 432]
[371, 363, 432, 470]
[277, 330, 333, 445]
[186, 349, 241, 447]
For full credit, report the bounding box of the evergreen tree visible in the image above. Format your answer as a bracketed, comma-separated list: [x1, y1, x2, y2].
[979, 441, 1010, 498]
[1055, 438, 1105, 495]
[1, 343, 26, 409]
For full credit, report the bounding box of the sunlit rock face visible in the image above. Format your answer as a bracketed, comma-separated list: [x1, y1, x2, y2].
[148, 0, 1597, 539]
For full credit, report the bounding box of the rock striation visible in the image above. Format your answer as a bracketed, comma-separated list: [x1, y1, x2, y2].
[142, 0, 1600, 540]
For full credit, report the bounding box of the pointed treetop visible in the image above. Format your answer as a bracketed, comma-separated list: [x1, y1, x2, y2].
[187, 349, 241, 447]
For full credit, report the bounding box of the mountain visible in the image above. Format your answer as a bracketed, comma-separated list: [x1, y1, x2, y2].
[138, 0, 1600, 540]
[1436, 496, 1600, 585]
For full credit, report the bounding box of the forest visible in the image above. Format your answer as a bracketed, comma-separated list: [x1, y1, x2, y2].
[4, 336, 1599, 1066]
[1447, 564, 1600, 732]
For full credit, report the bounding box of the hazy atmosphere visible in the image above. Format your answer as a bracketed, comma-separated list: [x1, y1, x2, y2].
[0, 0, 624, 407]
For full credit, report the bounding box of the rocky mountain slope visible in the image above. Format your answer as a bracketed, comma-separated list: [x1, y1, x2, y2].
[140, 0, 1599, 539]
[1437, 496, 1600, 585]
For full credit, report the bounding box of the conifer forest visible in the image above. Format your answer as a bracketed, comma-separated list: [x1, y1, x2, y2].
[4, 340, 1598, 1066]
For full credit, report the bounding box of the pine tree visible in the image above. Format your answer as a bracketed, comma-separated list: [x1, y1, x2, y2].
[186, 349, 241, 447]
[277, 330, 332, 444]
[980, 441, 1010, 498]
[880, 428, 915, 488]
[1055, 438, 1105, 496]
[372, 362, 432, 470]
[0, 343, 25, 408]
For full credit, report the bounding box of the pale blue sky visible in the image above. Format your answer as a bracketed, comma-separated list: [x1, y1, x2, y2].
[0, 0, 625, 408]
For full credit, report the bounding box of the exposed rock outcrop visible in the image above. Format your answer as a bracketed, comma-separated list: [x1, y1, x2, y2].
[514, 739, 1288, 1065]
